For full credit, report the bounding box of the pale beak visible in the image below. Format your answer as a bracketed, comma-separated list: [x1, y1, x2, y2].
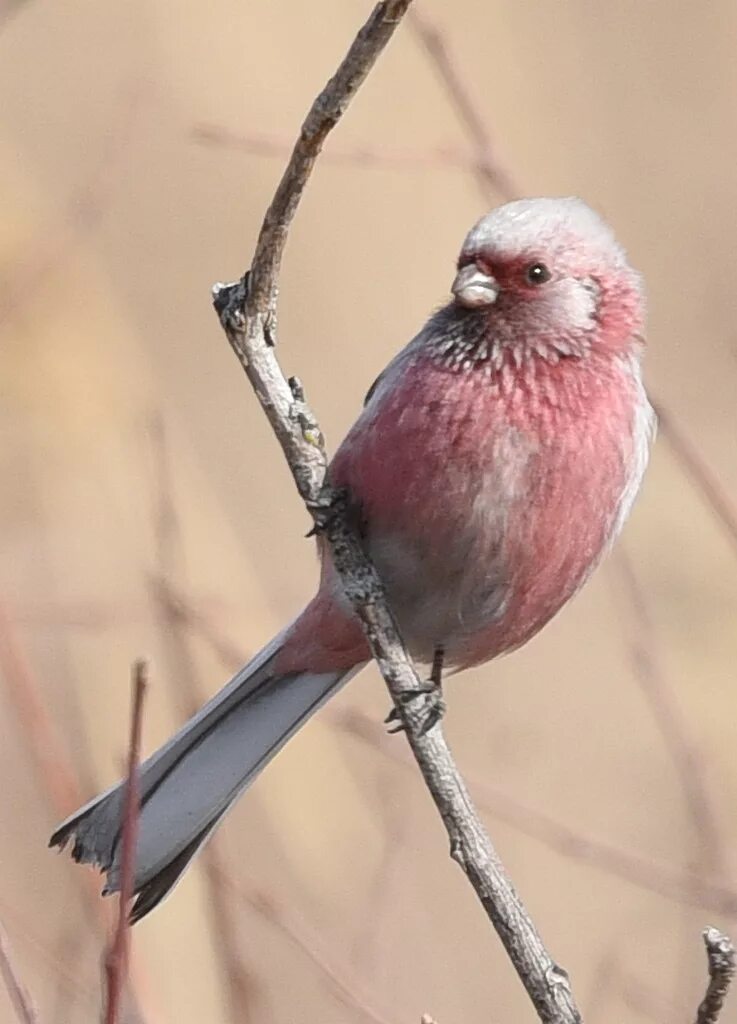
[452, 262, 499, 308]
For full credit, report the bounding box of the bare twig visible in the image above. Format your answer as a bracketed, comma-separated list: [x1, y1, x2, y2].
[0, 920, 39, 1024]
[212, 3, 581, 1022]
[103, 661, 147, 1024]
[695, 928, 735, 1024]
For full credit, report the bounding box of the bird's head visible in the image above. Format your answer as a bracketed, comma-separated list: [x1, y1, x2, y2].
[450, 197, 645, 361]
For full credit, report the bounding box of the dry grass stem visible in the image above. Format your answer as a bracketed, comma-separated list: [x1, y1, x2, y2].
[0, 920, 39, 1024]
[652, 401, 737, 558]
[102, 661, 147, 1024]
[332, 706, 737, 919]
[193, 123, 473, 171]
[146, 415, 261, 1022]
[213, 870, 396, 1024]
[407, 7, 517, 201]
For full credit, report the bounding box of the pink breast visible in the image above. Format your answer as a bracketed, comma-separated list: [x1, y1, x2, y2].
[330, 351, 643, 669]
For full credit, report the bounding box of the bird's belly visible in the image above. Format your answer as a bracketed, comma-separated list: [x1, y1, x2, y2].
[368, 470, 614, 668]
[366, 407, 652, 668]
[367, 525, 508, 665]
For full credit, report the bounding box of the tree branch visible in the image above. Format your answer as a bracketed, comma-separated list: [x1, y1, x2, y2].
[695, 928, 735, 1024]
[212, 2, 582, 1022]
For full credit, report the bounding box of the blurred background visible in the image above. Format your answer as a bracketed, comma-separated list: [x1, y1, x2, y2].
[2, 1, 737, 1021]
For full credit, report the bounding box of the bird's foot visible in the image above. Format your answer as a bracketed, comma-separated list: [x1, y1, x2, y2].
[306, 486, 369, 542]
[384, 681, 446, 737]
[305, 486, 349, 537]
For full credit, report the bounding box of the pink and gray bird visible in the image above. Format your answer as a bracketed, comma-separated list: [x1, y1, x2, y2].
[51, 197, 655, 920]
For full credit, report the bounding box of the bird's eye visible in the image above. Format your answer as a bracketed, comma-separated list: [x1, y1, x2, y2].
[524, 262, 551, 286]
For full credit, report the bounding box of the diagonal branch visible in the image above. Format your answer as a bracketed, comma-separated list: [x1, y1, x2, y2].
[212, 2, 581, 1022]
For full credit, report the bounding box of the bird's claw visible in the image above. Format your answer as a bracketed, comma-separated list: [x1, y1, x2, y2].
[212, 273, 250, 329]
[384, 682, 446, 736]
[305, 487, 350, 537]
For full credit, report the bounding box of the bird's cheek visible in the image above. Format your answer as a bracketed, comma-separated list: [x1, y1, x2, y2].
[560, 279, 600, 332]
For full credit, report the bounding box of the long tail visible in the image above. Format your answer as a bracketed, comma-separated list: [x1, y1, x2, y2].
[50, 631, 358, 922]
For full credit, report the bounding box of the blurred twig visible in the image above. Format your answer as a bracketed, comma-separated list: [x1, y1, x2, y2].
[0, 0, 26, 32]
[0, 898, 92, 999]
[618, 965, 681, 1022]
[146, 415, 261, 1023]
[13, 596, 232, 633]
[586, 937, 682, 1024]
[215, 871, 396, 1024]
[147, 581, 246, 676]
[0, 920, 39, 1024]
[193, 123, 473, 172]
[348, 772, 410, 974]
[0, 79, 145, 328]
[652, 400, 737, 558]
[613, 547, 728, 879]
[212, 3, 583, 1022]
[0, 605, 160, 1023]
[695, 928, 735, 1024]
[50, 924, 86, 1024]
[332, 706, 737, 920]
[103, 661, 147, 1024]
[407, 7, 518, 201]
[0, 602, 92, 829]
[613, 545, 729, 1005]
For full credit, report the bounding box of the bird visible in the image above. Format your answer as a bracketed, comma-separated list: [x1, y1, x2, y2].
[50, 196, 655, 922]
